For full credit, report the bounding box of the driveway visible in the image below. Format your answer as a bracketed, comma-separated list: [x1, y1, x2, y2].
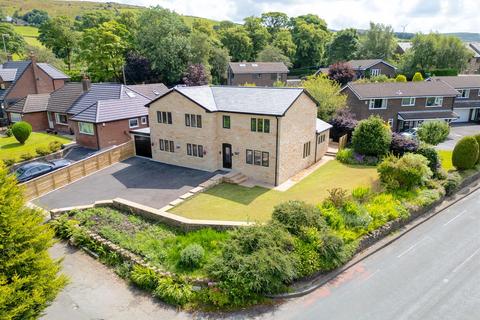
[436, 123, 480, 150]
[33, 157, 219, 210]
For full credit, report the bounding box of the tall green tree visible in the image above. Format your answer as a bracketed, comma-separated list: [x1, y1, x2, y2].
[209, 46, 230, 84]
[75, 10, 115, 30]
[0, 23, 26, 55]
[256, 45, 291, 67]
[135, 7, 192, 84]
[189, 30, 212, 66]
[39, 16, 80, 70]
[219, 26, 253, 61]
[291, 15, 330, 67]
[272, 29, 296, 60]
[0, 163, 67, 319]
[244, 16, 271, 59]
[303, 75, 347, 120]
[79, 20, 131, 82]
[358, 22, 396, 60]
[261, 12, 289, 35]
[22, 9, 49, 26]
[326, 28, 359, 64]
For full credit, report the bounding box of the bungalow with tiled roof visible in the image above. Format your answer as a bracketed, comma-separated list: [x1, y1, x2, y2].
[227, 62, 289, 86]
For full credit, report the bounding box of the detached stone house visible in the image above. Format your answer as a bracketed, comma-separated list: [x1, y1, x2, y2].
[463, 43, 480, 75]
[2, 55, 69, 121]
[342, 81, 459, 131]
[227, 62, 288, 86]
[433, 75, 480, 123]
[143, 86, 331, 186]
[316, 59, 397, 80]
[67, 83, 168, 150]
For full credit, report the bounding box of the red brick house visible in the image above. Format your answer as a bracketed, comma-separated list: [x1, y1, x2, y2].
[6, 94, 51, 131]
[2, 55, 69, 122]
[316, 59, 397, 80]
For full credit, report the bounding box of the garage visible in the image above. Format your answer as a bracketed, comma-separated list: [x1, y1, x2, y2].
[453, 109, 470, 123]
[130, 128, 152, 158]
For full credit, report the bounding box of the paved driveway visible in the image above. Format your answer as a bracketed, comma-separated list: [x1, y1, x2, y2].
[34, 157, 218, 210]
[436, 123, 480, 150]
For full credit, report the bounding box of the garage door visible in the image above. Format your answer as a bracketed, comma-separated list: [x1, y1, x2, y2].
[134, 135, 152, 158]
[453, 109, 470, 123]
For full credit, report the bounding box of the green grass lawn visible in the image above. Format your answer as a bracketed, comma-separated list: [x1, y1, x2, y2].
[439, 150, 454, 171]
[170, 160, 379, 222]
[0, 133, 71, 162]
[13, 25, 44, 48]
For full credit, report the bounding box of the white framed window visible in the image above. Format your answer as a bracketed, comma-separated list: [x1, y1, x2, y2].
[458, 89, 470, 99]
[78, 122, 94, 135]
[55, 113, 68, 125]
[401, 97, 416, 106]
[426, 97, 443, 107]
[370, 69, 381, 76]
[141, 116, 147, 125]
[10, 112, 22, 122]
[129, 118, 139, 128]
[387, 119, 394, 128]
[369, 99, 388, 110]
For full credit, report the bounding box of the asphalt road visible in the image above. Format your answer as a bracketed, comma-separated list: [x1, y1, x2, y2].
[43, 188, 480, 320]
[436, 123, 480, 151]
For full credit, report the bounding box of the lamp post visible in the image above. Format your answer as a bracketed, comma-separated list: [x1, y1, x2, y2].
[1, 34, 8, 54]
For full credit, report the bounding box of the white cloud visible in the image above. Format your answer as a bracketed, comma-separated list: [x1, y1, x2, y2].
[90, 0, 479, 33]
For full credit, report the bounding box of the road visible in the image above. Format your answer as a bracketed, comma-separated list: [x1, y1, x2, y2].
[43, 188, 480, 320]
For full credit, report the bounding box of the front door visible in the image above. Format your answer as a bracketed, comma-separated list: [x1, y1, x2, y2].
[222, 143, 232, 169]
[47, 112, 54, 129]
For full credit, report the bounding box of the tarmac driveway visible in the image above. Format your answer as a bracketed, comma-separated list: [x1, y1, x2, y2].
[436, 123, 480, 150]
[33, 157, 218, 210]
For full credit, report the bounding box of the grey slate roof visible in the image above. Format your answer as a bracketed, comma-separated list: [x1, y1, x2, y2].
[3, 61, 30, 81]
[6, 93, 50, 114]
[229, 62, 289, 74]
[128, 83, 169, 100]
[157, 85, 307, 116]
[67, 83, 123, 115]
[466, 43, 480, 58]
[433, 75, 480, 89]
[398, 110, 458, 121]
[397, 42, 412, 53]
[47, 83, 85, 114]
[37, 63, 69, 79]
[347, 59, 397, 70]
[344, 81, 459, 99]
[0, 68, 17, 81]
[316, 119, 332, 133]
[71, 96, 149, 123]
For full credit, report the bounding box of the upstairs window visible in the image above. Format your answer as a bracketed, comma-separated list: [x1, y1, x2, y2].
[157, 111, 172, 124]
[129, 118, 139, 128]
[251, 118, 270, 133]
[401, 97, 416, 106]
[369, 99, 387, 109]
[426, 97, 443, 107]
[222, 115, 231, 129]
[185, 114, 202, 128]
[459, 89, 470, 99]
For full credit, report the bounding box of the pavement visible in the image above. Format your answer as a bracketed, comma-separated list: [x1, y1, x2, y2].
[436, 123, 480, 150]
[33, 157, 218, 210]
[42, 185, 480, 320]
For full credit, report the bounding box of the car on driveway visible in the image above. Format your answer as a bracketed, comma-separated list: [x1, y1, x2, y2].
[400, 127, 419, 140]
[15, 159, 72, 183]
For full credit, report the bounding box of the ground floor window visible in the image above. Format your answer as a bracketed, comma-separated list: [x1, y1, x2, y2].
[78, 122, 94, 135]
[159, 139, 174, 152]
[317, 134, 326, 144]
[10, 112, 21, 123]
[187, 143, 204, 157]
[55, 113, 68, 125]
[246, 149, 269, 167]
[303, 141, 311, 158]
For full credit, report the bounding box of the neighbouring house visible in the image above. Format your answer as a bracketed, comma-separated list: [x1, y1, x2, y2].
[396, 42, 412, 55]
[316, 59, 397, 80]
[433, 75, 480, 123]
[67, 83, 168, 150]
[2, 54, 69, 120]
[463, 43, 480, 75]
[227, 62, 289, 86]
[46, 82, 86, 134]
[341, 80, 459, 132]
[6, 93, 51, 131]
[143, 85, 331, 186]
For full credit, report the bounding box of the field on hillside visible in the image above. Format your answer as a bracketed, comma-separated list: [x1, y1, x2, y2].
[13, 25, 43, 47]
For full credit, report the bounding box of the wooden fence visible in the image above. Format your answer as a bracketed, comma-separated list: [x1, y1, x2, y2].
[22, 141, 135, 201]
[338, 134, 348, 150]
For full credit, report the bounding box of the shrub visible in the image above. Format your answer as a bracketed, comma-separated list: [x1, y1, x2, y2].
[2, 158, 15, 167]
[320, 204, 344, 230]
[330, 108, 358, 140]
[153, 277, 193, 306]
[395, 74, 407, 82]
[351, 116, 392, 157]
[351, 186, 371, 202]
[49, 140, 63, 152]
[336, 148, 354, 164]
[5, 127, 12, 137]
[412, 72, 424, 81]
[417, 121, 450, 145]
[377, 153, 433, 190]
[207, 224, 297, 305]
[179, 243, 205, 269]
[130, 265, 158, 291]
[11, 121, 32, 144]
[443, 171, 462, 196]
[20, 152, 35, 161]
[452, 136, 479, 170]
[327, 188, 348, 207]
[340, 201, 372, 230]
[390, 132, 419, 156]
[475, 134, 480, 163]
[36, 146, 51, 156]
[272, 201, 326, 235]
[328, 62, 355, 86]
[416, 145, 440, 174]
[365, 193, 409, 229]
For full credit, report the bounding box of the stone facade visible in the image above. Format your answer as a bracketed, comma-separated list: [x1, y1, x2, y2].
[148, 91, 329, 186]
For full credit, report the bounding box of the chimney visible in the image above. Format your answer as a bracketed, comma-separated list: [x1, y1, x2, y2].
[6, 53, 12, 61]
[82, 75, 91, 92]
[29, 51, 36, 63]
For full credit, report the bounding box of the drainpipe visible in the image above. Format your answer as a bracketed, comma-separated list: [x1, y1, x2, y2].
[274, 116, 279, 186]
[314, 132, 318, 163]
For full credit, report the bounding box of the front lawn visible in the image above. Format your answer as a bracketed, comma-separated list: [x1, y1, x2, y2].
[170, 160, 378, 222]
[438, 150, 454, 171]
[0, 133, 71, 162]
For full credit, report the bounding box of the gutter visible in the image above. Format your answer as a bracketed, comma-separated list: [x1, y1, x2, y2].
[274, 116, 279, 186]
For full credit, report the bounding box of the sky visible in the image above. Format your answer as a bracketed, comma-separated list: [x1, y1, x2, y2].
[92, 0, 479, 33]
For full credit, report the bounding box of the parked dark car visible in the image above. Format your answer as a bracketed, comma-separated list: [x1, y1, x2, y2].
[15, 159, 72, 183]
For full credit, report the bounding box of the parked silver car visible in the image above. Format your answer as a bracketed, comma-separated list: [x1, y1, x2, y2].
[400, 128, 419, 140]
[15, 159, 72, 183]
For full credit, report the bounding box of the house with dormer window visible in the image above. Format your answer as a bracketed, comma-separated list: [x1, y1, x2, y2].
[341, 80, 459, 131]
[227, 62, 289, 86]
